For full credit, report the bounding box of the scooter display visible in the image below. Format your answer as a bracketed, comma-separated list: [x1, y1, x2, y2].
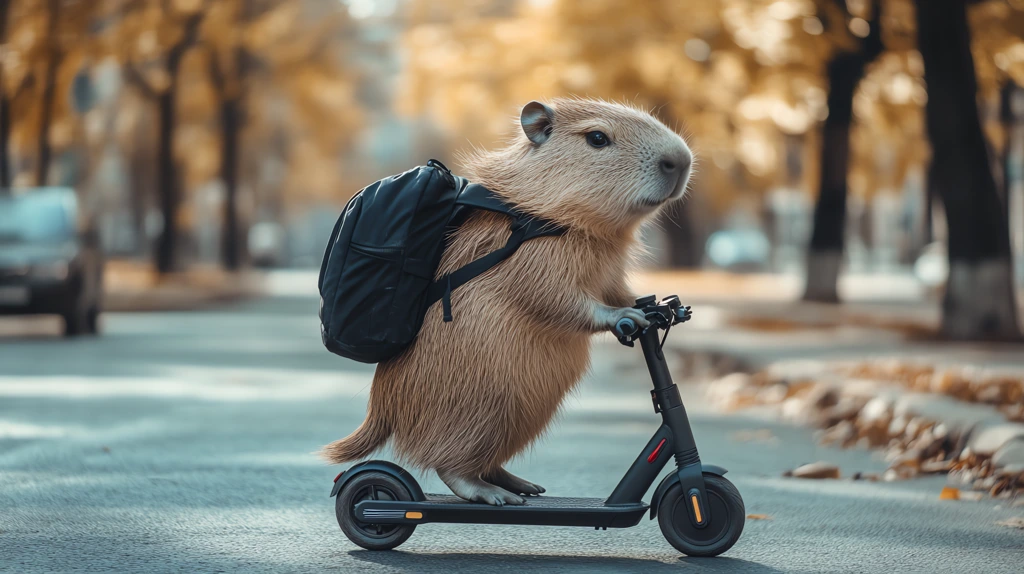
[330, 294, 746, 557]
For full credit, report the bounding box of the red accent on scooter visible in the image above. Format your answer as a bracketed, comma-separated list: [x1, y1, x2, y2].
[648, 438, 667, 463]
[333, 472, 343, 483]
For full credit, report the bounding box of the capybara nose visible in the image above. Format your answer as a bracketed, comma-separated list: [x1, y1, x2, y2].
[659, 151, 691, 176]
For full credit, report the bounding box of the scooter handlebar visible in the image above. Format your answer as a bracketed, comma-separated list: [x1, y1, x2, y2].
[613, 317, 639, 339]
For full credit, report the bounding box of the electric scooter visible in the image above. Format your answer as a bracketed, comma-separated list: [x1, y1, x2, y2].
[330, 294, 746, 557]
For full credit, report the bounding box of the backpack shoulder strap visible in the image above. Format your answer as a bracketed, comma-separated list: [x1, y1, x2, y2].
[453, 183, 515, 215]
[452, 183, 564, 240]
[426, 185, 566, 321]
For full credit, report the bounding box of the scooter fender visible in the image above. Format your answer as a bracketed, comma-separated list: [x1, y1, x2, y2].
[648, 464, 728, 520]
[329, 460, 426, 501]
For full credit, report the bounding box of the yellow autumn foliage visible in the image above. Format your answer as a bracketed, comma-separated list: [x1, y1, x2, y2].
[399, 0, 1024, 213]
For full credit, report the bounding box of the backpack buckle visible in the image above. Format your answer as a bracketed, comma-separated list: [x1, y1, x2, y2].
[510, 217, 532, 237]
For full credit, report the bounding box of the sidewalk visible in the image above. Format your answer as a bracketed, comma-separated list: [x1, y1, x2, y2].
[630, 271, 1024, 499]
[102, 260, 266, 312]
[633, 270, 1023, 367]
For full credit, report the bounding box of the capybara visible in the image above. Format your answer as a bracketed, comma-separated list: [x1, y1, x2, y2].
[324, 98, 692, 505]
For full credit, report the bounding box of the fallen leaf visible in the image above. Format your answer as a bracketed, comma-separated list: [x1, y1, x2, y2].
[939, 487, 960, 500]
[730, 429, 777, 443]
[995, 517, 1024, 529]
[920, 459, 953, 474]
[746, 514, 772, 520]
[791, 462, 840, 479]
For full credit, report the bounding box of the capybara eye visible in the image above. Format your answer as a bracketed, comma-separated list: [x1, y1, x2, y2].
[585, 131, 609, 148]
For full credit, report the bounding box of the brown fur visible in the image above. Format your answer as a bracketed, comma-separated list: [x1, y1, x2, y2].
[323, 98, 691, 486]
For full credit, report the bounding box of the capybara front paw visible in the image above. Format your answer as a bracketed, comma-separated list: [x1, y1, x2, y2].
[604, 306, 649, 330]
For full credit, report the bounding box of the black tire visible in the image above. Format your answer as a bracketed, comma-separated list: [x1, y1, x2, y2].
[62, 305, 87, 337]
[85, 305, 100, 335]
[335, 471, 416, 551]
[658, 473, 745, 557]
[63, 302, 99, 337]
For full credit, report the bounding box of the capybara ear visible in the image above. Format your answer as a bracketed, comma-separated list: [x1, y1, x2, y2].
[521, 101, 555, 145]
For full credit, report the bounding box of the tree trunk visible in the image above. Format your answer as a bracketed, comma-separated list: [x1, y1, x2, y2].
[647, 100, 700, 268]
[148, 13, 202, 274]
[916, 0, 1021, 340]
[127, 143, 150, 255]
[0, 92, 10, 189]
[661, 202, 700, 267]
[804, 55, 865, 302]
[154, 85, 178, 274]
[804, 0, 883, 302]
[215, 1, 252, 271]
[0, 0, 12, 189]
[35, 0, 60, 186]
[924, 161, 938, 243]
[219, 97, 243, 270]
[999, 81, 1017, 219]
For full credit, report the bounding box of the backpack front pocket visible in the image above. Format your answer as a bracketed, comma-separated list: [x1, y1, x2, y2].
[337, 243, 404, 343]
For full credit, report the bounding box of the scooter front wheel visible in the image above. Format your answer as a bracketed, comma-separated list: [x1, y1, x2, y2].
[658, 473, 745, 557]
[336, 471, 416, 550]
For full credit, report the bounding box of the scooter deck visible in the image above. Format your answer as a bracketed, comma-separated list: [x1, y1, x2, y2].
[356, 494, 649, 528]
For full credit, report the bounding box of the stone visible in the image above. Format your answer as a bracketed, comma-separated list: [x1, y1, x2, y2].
[992, 438, 1024, 469]
[968, 424, 1024, 457]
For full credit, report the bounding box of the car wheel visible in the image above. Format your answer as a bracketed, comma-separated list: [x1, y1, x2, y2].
[62, 306, 86, 337]
[62, 298, 96, 338]
[86, 305, 100, 335]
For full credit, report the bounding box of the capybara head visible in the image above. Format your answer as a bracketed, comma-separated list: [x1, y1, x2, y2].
[461, 98, 693, 232]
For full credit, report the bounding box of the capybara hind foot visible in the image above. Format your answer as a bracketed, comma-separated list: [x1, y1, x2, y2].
[482, 467, 545, 496]
[438, 469, 525, 506]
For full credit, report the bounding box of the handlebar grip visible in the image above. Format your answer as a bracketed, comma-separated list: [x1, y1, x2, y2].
[613, 317, 639, 338]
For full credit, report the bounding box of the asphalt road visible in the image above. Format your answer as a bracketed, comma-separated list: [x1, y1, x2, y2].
[1, 292, 1022, 573]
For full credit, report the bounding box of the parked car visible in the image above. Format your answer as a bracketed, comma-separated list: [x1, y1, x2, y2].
[248, 221, 286, 268]
[704, 228, 771, 272]
[0, 187, 103, 336]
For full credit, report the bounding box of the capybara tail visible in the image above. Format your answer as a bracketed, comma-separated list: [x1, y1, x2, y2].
[321, 412, 391, 464]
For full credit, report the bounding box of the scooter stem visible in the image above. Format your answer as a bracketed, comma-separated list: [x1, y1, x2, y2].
[636, 317, 712, 529]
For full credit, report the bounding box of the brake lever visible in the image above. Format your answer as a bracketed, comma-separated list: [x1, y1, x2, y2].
[673, 305, 692, 325]
[641, 313, 663, 333]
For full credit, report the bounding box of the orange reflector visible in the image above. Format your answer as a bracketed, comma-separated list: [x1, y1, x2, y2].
[405, 511, 423, 519]
[691, 495, 703, 523]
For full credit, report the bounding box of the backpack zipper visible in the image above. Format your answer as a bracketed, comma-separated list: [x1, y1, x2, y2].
[351, 242, 403, 258]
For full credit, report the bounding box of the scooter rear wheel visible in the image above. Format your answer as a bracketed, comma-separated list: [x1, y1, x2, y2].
[658, 473, 745, 557]
[336, 471, 416, 550]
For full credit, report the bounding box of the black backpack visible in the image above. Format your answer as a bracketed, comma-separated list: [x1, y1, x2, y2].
[318, 160, 564, 363]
